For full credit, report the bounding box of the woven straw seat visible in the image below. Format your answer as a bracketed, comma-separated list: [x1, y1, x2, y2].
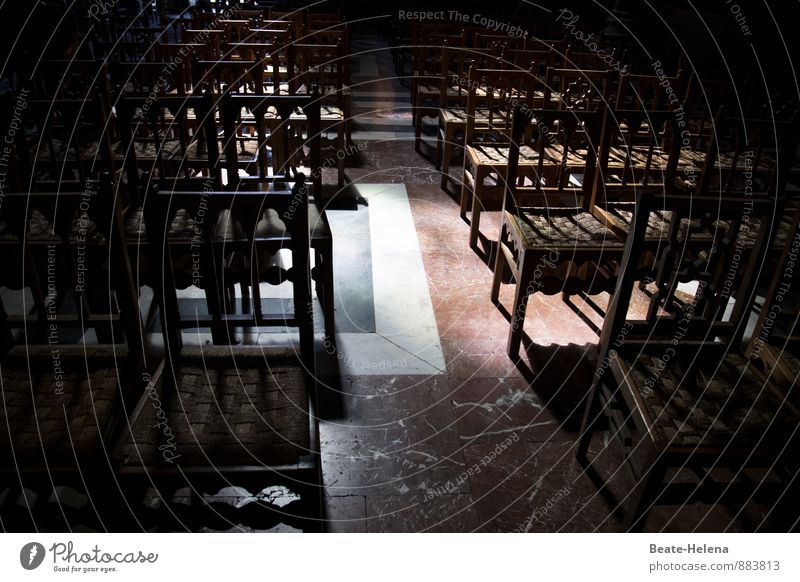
[512, 208, 624, 249]
[116, 348, 310, 469]
[0, 347, 130, 466]
[621, 348, 798, 449]
[597, 202, 795, 250]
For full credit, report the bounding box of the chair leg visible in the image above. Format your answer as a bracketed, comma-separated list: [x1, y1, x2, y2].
[414, 109, 424, 153]
[440, 126, 454, 192]
[343, 97, 353, 147]
[469, 184, 483, 250]
[337, 123, 345, 188]
[491, 223, 509, 304]
[435, 122, 444, 172]
[623, 460, 666, 532]
[577, 380, 603, 462]
[460, 168, 471, 221]
[507, 253, 534, 360]
[321, 246, 335, 342]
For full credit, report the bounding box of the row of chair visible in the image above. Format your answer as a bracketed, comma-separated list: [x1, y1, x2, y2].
[0, 10, 342, 524]
[483, 92, 800, 528]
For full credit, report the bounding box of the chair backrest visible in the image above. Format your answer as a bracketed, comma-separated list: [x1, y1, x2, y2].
[193, 57, 265, 94]
[682, 75, 745, 150]
[289, 43, 345, 95]
[472, 33, 526, 53]
[500, 48, 555, 77]
[184, 29, 226, 59]
[463, 68, 539, 144]
[114, 91, 222, 198]
[593, 106, 684, 206]
[597, 192, 782, 361]
[615, 71, 685, 111]
[306, 11, 343, 32]
[141, 178, 315, 369]
[695, 111, 800, 200]
[221, 92, 322, 195]
[23, 59, 110, 102]
[542, 67, 614, 111]
[12, 94, 115, 192]
[563, 47, 613, 71]
[411, 25, 466, 79]
[219, 19, 252, 43]
[247, 41, 295, 95]
[0, 174, 142, 361]
[110, 60, 193, 97]
[502, 104, 606, 209]
[523, 37, 567, 54]
[440, 46, 501, 106]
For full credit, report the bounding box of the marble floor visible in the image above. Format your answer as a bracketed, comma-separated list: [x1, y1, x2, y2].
[315, 33, 769, 533]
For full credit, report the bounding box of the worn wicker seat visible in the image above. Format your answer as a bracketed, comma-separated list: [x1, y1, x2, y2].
[1, 348, 132, 467]
[116, 348, 309, 469]
[621, 349, 795, 449]
[513, 208, 624, 248]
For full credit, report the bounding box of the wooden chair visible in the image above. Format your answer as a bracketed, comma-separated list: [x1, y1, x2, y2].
[184, 29, 226, 59]
[410, 27, 466, 129]
[473, 33, 526, 53]
[577, 191, 800, 531]
[500, 48, 556, 77]
[192, 57, 265, 94]
[542, 67, 615, 112]
[491, 104, 620, 358]
[114, 91, 222, 200]
[589, 106, 690, 241]
[110, 60, 194, 97]
[695, 110, 800, 200]
[0, 176, 146, 530]
[113, 177, 323, 532]
[433, 45, 505, 177]
[221, 92, 334, 342]
[746, 208, 800, 405]
[289, 42, 349, 186]
[462, 68, 608, 251]
[13, 94, 115, 193]
[24, 59, 111, 103]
